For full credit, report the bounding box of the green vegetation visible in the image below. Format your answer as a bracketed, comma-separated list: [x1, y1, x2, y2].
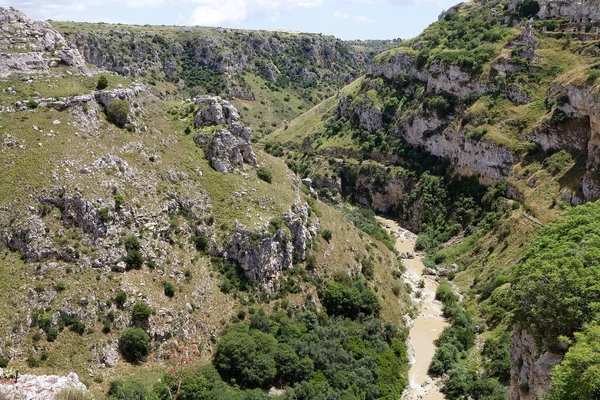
[256, 166, 273, 183]
[132, 301, 153, 323]
[96, 75, 108, 90]
[513, 201, 600, 343]
[550, 324, 600, 399]
[320, 279, 381, 319]
[119, 327, 150, 363]
[107, 99, 130, 128]
[342, 207, 396, 251]
[163, 281, 175, 297]
[115, 291, 407, 399]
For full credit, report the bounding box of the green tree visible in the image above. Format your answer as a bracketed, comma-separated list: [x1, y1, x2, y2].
[214, 324, 278, 388]
[256, 167, 273, 183]
[550, 324, 600, 399]
[119, 328, 150, 363]
[132, 302, 153, 323]
[107, 99, 130, 128]
[96, 75, 108, 90]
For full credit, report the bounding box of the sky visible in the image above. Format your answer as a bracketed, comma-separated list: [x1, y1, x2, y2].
[1, 0, 460, 40]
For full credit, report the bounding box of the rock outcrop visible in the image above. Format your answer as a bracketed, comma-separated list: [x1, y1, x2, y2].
[509, 325, 563, 400]
[225, 203, 319, 291]
[0, 369, 88, 400]
[0, 7, 89, 77]
[193, 97, 257, 173]
[537, 0, 600, 24]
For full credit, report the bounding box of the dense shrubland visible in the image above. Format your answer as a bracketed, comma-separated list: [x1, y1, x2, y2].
[109, 278, 408, 399]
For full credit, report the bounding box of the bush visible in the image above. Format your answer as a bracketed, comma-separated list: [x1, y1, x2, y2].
[47, 327, 59, 342]
[107, 99, 130, 128]
[123, 235, 143, 269]
[96, 75, 108, 90]
[115, 291, 127, 307]
[70, 319, 86, 335]
[320, 281, 381, 319]
[108, 379, 154, 400]
[321, 229, 332, 242]
[132, 302, 153, 323]
[193, 234, 208, 252]
[0, 357, 8, 368]
[27, 355, 40, 368]
[588, 68, 600, 83]
[119, 328, 150, 363]
[436, 283, 458, 305]
[257, 167, 273, 183]
[163, 281, 175, 298]
[26, 99, 38, 109]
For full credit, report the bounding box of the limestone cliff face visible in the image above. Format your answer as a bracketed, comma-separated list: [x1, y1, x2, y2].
[510, 325, 563, 400]
[0, 7, 89, 77]
[225, 203, 319, 291]
[537, 0, 600, 24]
[192, 96, 258, 173]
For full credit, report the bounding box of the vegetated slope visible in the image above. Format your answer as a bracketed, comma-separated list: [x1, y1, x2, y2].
[264, 0, 600, 398]
[50, 21, 381, 139]
[0, 7, 412, 399]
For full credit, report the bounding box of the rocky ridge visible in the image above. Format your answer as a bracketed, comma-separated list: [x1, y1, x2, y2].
[0, 7, 88, 77]
[192, 96, 258, 173]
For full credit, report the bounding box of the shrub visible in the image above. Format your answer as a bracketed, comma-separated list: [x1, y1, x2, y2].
[27, 356, 40, 368]
[96, 75, 108, 90]
[108, 379, 153, 400]
[97, 207, 110, 223]
[436, 283, 458, 304]
[123, 235, 143, 269]
[257, 167, 273, 183]
[163, 281, 175, 298]
[588, 68, 600, 83]
[124, 249, 143, 269]
[70, 319, 86, 335]
[320, 281, 381, 319]
[193, 234, 208, 252]
[26, 99, 38, 109]
[321, 229, 332, 242]
[107, 99, 130, 128]
[115, 291, 127, 307]
[0, 357, 8, 368]
[132, 302, 153, 323]
[305, 253, 317, 271]
[47, 327, 59, 342]
[119, 328, 150, 363]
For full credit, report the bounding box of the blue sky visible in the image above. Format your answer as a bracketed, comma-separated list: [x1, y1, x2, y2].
[1, 0, 460, 40]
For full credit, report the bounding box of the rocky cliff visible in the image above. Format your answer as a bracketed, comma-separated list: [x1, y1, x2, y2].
[509, 325, 564, 400]
[0, 7, 88, 77]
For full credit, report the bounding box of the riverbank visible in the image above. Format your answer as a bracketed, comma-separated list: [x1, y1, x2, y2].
[377, 217, 448, 400]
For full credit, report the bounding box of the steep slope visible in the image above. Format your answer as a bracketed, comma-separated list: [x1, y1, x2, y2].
[264, 0, 600, 398]
[0, 7, 411, 399]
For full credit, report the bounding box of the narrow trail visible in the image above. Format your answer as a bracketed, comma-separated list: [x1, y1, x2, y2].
[377, 217, 448, 400]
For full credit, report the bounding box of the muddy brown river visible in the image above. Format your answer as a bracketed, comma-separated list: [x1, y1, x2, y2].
[377, 217, 448, 400]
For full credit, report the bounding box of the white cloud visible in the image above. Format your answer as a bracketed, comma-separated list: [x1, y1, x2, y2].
[188, 0, 322, 26]
[333, 9, 372, 23]
[352, 15, 373, 23]
[189, 0, 247, 26]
